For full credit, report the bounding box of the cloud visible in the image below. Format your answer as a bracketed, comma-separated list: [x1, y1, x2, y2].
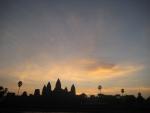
[0, 57, 143, 82]
[87, 65, 142, 78]
[71, 58, 143, 80]
[0, 57, 144, 95]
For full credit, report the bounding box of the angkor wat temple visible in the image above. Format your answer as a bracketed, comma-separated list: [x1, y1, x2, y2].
[1, 79, 150, 112]
[33, 78, 76, 96]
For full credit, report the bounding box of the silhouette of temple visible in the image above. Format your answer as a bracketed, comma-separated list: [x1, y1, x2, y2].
[34, 89, 40, 96]
[1, 78, 150, 112]
[34, 78, 76, 96]
[71, 84, 76, 95]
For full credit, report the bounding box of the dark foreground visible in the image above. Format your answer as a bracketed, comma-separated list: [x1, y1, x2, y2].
[1, 106, 150, 113]
[0, 96, 150, 113]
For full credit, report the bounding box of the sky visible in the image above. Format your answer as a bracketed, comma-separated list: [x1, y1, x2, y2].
[0, 0, 150, 97]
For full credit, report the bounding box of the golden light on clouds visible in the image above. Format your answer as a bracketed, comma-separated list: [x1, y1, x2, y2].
[0, 58, 144, 83]
[87, 65, 143, 79]
[0, 56, 146, 96]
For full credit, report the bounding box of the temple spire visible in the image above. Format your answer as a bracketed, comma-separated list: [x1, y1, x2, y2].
[54, 78, 61, 91]
[46, 82, 51, 95]
[70, 84, 76, 95]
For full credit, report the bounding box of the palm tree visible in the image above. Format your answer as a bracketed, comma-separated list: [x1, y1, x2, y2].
[121, 88, 124, 96]
[18, 81, 23, 95]
[98, 85, 102, 95]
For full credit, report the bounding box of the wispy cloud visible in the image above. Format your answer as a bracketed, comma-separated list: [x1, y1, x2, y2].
[71, 58, 144, 80]
[0, 57, 143, 83]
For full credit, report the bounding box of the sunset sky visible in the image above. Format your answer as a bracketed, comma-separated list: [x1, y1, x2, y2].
[0, 0, 150, 97]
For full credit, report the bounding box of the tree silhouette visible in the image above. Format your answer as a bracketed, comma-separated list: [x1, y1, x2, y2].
[121, 88, 124, 96]
[4, 88, 8, 94]
[17, 81, 23, 95]
[0, 86, 4, 97]
[98, 85, 102, 95]
[0, 86, 3, 91]
[137, 92, 144, 103]
[22, 91, 27, 96]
